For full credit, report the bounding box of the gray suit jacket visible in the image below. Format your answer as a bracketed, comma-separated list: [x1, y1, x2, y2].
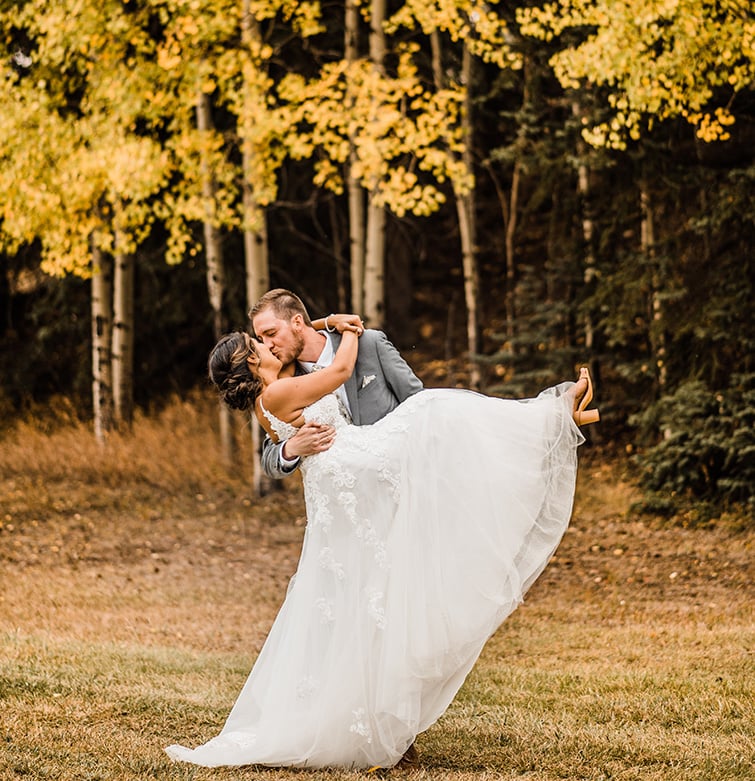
[260, 329, 423, 479]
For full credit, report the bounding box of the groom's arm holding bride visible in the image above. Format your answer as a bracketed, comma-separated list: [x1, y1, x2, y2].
[260, 317, 423, 479]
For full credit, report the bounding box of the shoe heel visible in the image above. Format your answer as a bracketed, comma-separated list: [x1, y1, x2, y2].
[574, 367, 600, 426]
[576, 367, 593, 412]
[574, 409, 600, 426]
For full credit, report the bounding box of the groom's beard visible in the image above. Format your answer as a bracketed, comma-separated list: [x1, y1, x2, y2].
[276, 330, 306, 371]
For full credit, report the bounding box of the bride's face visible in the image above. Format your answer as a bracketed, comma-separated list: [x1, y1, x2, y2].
[252, 309, 305, 367]
[249, 341, 282, 376]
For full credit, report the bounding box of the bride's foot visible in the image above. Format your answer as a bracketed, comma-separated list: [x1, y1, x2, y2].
[572, 367, 600, 426]
[398, 743, 419, 767]
[367, 743, 418, 773]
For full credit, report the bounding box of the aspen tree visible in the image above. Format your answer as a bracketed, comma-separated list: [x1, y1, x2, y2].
[518, 0, 755, 147]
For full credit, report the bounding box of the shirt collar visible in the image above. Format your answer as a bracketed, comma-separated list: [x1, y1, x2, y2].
[299, 332, 335, 371]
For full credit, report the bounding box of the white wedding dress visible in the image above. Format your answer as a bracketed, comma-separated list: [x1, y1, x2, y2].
[166, 386, 584, 769]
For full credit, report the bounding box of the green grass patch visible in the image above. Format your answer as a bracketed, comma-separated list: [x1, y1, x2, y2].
[2, 615, 752, 781]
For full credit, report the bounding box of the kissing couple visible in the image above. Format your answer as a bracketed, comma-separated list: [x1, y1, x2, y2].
[167, 288, 599, 770]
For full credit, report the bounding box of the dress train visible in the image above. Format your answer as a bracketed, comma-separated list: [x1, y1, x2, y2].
[166, 385, 584, 768]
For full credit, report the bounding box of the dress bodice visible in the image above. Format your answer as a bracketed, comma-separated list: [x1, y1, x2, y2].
[303, 394, 350, 430]
[259, 394, 349, 443]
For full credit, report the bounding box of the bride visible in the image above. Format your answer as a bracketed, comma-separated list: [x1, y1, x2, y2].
[166, 323, 599, 770]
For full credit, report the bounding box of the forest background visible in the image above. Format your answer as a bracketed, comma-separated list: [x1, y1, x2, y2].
[1, 0, 754, 516]
[1, 3, 754, 778]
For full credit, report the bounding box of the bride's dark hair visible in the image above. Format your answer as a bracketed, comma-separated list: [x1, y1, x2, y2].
[208, 332, 262, 411]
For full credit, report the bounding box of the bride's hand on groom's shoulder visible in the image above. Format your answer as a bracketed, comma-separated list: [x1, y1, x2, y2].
[325, 313, 364, 335]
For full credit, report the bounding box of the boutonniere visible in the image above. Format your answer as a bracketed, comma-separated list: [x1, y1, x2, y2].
[361, 374, 376, 389]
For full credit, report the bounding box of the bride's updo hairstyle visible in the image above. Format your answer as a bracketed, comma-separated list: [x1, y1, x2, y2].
[208, 332, 262, 412]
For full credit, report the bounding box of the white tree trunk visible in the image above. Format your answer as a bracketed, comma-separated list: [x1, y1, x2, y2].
[244, 215, 270, 496]
[91, 243, 113, 446]
[457, 44, 480, 389]
[346, 0, 366, 314]
[245, 221, 270, 497]
[197, 87, 233, 464]
[112, 233, 134, 427]
[457, 195, 480, 389]
[641, 181, 666, 391]
[243, 189, 271, 496]
[432, 33, 480, 387]
[346, 121, 366, 312]
[196, 91, 226, 337]
[240, 2, 270, 313]
[242, 0, 274, 495]
[243, 208, 269, 310]
[363, 205, 385, 328]
[363, 0, 386, 328]
[504, 161, 520, 348]
[573, 101, 596, 355]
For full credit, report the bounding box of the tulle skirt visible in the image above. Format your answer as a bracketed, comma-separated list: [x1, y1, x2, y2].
[166, 386, 584, 768]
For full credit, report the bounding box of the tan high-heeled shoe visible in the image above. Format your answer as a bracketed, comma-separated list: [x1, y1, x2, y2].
[574, 366, 600, 426]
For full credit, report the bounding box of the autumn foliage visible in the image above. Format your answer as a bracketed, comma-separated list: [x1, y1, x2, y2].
[1, 0, 753, 510]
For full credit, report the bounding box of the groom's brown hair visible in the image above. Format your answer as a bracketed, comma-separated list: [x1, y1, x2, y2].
[248, 288, 313, 327]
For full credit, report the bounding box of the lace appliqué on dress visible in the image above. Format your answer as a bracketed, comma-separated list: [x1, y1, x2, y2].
[311, 491, 333, 532]
[303, 394, 349, 430]
[318, 546, 345, 580]
[258, 399, 297, 442]
[315, 597, 335, 624]
[296, 675, 319, 700]
[349, 708, 373, 744]
[366, 588, 387, 630]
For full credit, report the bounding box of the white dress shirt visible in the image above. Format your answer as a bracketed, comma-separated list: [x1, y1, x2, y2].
[298, 334, 352, 417]
[279, 333, 351, 467]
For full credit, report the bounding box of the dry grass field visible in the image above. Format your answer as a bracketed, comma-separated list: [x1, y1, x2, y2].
[1, 393, 753, 780]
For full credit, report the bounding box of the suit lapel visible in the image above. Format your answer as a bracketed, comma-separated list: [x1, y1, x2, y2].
[344, 371, 360, 425]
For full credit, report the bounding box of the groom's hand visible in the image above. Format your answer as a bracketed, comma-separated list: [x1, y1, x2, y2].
[282, 422, 336, 459]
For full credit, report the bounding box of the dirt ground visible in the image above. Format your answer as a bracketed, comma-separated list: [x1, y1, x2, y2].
[1, 453, 752, 659]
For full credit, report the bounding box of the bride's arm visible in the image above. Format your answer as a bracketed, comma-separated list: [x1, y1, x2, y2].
[264, 329, 360, 421]
[311, 313, 364, 333]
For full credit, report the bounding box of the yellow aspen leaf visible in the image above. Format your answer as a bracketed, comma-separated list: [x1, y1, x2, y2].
[528, 0, 755, 147]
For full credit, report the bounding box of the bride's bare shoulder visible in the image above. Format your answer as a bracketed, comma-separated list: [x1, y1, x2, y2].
[265, 374, 306, 403]
[260, 379, 306, 426]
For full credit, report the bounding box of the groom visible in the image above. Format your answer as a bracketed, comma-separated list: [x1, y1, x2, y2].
[249, 288, 424, 480]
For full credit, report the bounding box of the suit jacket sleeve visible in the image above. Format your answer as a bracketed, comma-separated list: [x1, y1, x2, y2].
[373, 330, 424, 401]
[260, 432, 300, 480]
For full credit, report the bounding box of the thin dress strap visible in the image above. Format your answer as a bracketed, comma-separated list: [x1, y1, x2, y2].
[258, 397, 298, 441]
